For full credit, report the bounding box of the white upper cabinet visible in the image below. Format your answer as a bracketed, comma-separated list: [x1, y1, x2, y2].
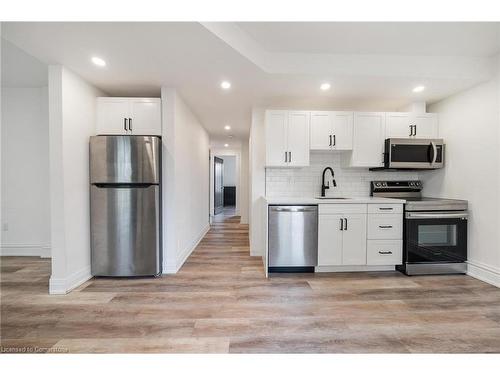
[96, 97, 162, 136]
[332, 111, 354, 150]
[310, 111, 332, 150]
[385, 112, 413, 138]
[287, 111, 310, 167]
[96, 98, 131, 135]
[413, 113, 439, 138]
[349, 112, 386, 167]
[386, 112, 438, 139]
[128, 98, 162, 135]
[265, 110, 310, 167]
[310, 111, 353, 151]
[265, 110, 289, 167]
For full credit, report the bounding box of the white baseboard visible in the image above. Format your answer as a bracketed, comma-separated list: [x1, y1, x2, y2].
[467, 261, 500, 288]
[162, 224, 210, 274]
[315, 265, 396, 273]
[49, 266, 92, 295]
[0, 244, 51, 258]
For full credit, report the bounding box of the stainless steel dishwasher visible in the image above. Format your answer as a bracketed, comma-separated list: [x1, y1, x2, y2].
[268, 205, 318, 272]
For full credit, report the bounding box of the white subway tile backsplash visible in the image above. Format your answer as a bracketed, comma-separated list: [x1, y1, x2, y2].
[265, 151, 418, 198]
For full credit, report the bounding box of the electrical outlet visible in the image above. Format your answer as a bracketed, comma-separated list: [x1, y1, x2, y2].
[2, 223, 8, 231]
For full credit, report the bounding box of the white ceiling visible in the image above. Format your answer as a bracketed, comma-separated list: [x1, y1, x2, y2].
[236, 22, 500, 56]
[2, 22, 499, 141]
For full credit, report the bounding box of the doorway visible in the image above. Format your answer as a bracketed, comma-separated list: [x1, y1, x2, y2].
[214, 156, 224, 215]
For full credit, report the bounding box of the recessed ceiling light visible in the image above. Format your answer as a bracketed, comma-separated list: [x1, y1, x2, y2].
[224, 125, 231, 130]
[224, 143, 229, 147]
[320, 83, 331, 91]
[220, 81, 231, 90]
[413, 85, 425, 93]
[91, 56, 106, 67]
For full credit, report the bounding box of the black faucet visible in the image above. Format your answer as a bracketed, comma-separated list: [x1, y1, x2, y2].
[321, 167, 337, 197]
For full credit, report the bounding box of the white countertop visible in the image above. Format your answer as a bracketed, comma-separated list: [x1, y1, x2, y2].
[263, 196, 406, 205]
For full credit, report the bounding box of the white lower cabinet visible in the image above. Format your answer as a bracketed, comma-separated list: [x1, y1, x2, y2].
[367, 214, 402, 240]
[318, 204, 367, 266]
[367, 240, 403, 265]
[318, 203, 403, 268]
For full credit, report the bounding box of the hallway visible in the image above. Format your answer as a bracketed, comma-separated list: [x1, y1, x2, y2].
[3, 214, 500, 353]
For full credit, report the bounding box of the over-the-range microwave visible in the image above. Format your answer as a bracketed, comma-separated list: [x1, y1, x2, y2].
[371, 138, 445, 170]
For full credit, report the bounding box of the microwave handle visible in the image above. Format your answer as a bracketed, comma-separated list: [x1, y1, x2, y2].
[429, 141, 437, 164]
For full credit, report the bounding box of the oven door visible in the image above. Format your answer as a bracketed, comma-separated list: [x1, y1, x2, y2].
[387, 138, 444, 169]
[405, 211, 467, 263]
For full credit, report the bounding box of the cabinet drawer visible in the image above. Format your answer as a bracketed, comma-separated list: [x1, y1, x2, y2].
[368, 204, 403, 214]
[367, 214, 402, 239]
[319, 204, 367, 215]
[367, 240, 402, 265]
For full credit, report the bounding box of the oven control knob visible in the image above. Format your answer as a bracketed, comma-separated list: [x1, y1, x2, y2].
[375, 182, 381, 187]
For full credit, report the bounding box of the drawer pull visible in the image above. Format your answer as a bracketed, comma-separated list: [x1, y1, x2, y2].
[379, 225, 393, 229]
[379, 207, 393, 211]
[378, 251, 393, 255]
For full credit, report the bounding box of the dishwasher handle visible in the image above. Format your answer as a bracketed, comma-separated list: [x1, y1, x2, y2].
[271, 206, 317, 213]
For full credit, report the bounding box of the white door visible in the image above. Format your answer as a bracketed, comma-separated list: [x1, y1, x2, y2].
[265, 110, 288, 167]
[287, 111, 310, 167]
[412, 113, 438, 138]
[385, 112, 412, 138]
[318, 214, 343, 266]
[350, 112, 386, 167]
[341, 213, 367, 265]
[129, 98, 162, 136]
[332, 111, 353, 150]
[310, 111, 332, 150]
[96, 98, 130, 135]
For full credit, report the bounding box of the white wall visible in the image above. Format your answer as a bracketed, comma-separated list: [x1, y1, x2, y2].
[1, 38, 50, 257]
[239, 141, 249, 224]
[48, 66, 105, 294]
[221, 156, 236, 186]
[161, 87, 210, 273]
[1, 87, 50, 257]
[249, 108, 266, 257]
[423, 71, 500, 287]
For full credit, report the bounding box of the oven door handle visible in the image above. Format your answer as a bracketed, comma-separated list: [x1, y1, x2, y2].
[405, 212, 468, 219]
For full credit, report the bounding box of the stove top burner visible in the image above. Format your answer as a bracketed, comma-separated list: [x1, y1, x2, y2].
[371, 180, 468, 211]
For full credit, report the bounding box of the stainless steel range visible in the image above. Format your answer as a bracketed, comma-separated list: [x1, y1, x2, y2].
[371, 180, 468, 275]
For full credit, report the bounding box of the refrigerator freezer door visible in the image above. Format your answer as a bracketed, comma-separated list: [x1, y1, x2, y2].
[90, 184, 160, 276]
[90, 136, 161, 184]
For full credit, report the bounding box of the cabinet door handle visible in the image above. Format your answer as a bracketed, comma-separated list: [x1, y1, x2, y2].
[414, 124, 417, 136]
[344, 218, 347, 230]
[409, 125, 413, 137]
[379, 207, 393, 211]
[288, 151, 291, 163]
[379, 225, 393, 229]
[285, 152, 288, 163]
[124, 118, 128, 132]
[379, 251, 393, 255]
[333, 134, 336, 146]
[128, 118, 132, 131]
[340, 218, 343, 231]
[329, 135, 332, 147]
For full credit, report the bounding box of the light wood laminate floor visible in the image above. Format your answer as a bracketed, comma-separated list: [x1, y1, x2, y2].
[2, 213, 500, 353]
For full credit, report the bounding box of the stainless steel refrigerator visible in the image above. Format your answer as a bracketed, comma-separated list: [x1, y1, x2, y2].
[89, 135, 161, 276]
